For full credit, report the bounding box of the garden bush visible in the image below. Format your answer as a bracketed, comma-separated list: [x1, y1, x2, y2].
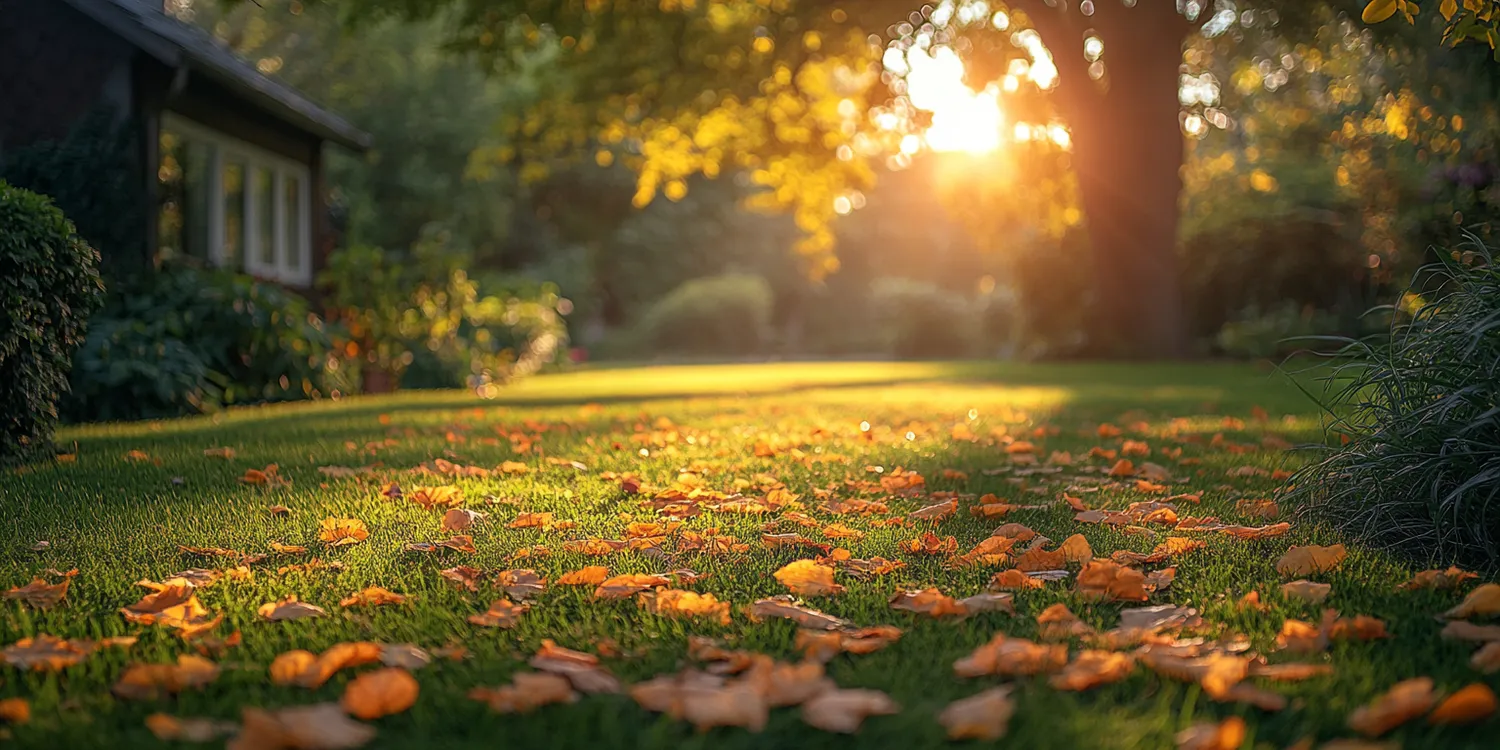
[63, 263, 332, 422]
[1285, 237, 1500, 566]
[1215, 302, 1347, 360]
[870, 277, 981, 359]
[632, 274, 773, 357]
[0, 182, 104, 461]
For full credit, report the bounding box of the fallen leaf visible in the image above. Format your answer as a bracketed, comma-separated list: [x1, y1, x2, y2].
[318, 518, 369, 547]
[203, 447, 236, 460]
[774, 560, 844, 596]
[1049, 650, 1135, 691]
[1443, 583, 1500, 619]
[1077, 560, 1150, 602]
[439, 565, 483, 591]
[801, 689, 899, 733]
[530, 639, 621, 693]
[938, 686, 1015, 740]
[497, 569, 546, 600]
[890, 588, 1012, 619]
[795, 626, 902, 661]
[1218, 522, 1292, 540]
[1282, 580, 1333, 604]
[1428, 682, 1497, 724]
[341, 667, 419, 719]
[468, 599, 528, 628]
[1236, 498, 1279, 519]
[988, 569, 1047, 591]
[1249, 662, 1334, 681]
[594, 573, 671, 600]
[1398, 566, 1478, 591]
[1347, 678, 1435, 737]
[441, 508, 486, 532]
[121, 578, 219, 634]
[908, 499, 957, 522]
[1014, 546, 1067, 572]
[339, 587, 406, 608]
[4, 576, 69, 609]
[258, 596, 326, 621]
[739, 657, 834, 706]
[1440, 620, 1500, 642]
[898, 532, 958, 556]
[230, 703, 375, 750]
[470, 672, 577, 713]
[2, 634, 91, 670]
[1474, 642, 1500, 673]
[1275, 544, 1347, 577]
[508, 512, 555, 530]
[557, 566, 610, 586]
[240, 465, 289, 487]
[1175, 717, 1246, 750]
[112, 655, 220, 700]
[953, 634, 1068, 677]
[631, 671, 767, 731]
[271, 642, 384, 688]
[408, 485, 463, 508]
[1138, 647, 1250, 698]
[749, 596, 850, 630]
[380, 644, 430, 670]
[639, 589, 732, 625]
[0, 698, 27, 724]
[1036, 603, 1095, 640]
[403, 535, 476, 553]
[1058, 534, 1093, 564]
[145, 713, 236, 742]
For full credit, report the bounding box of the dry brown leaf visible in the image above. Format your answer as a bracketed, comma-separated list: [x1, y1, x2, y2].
[748, 596, 850, 630]
[404, 535, 476, 554]
[890, 588, 1012, 619]
[739, 657, 833, 706]
[989, 568, 1047, 591]
[1347, 677, 1435, 737]
[341, 667, 419, 719]
[112, 655, 220, 700]
[938, 686, 1015, 740]
[1474, 642, 1500, 673]
[1398, 566, 1478, 591]
[1217, 522, 1293, 540]
[497, 569, 546, 600]
[270, 542, 307, 554]
[1277, 617, 1330, 654]
[408, 485, 463, 508]
[530, 639, 621, 693]
[634, 672, 769, 731]
[1138, 647, 1250, 698]
[1036, 603, 1095, 640]
[908, 499, 957, 522]
[795, 626, 902, 662]
[593, 573, 670, 600]
[470, 672, 577, 713]
[639, 589, 731, 625]
[120, 578, 220, 634]
[1443, 583, 1500, 619]
[438, 565, 483, 591]
[774, 560, 844, 596]
[145, 713, 236, 742]
[318, 518, 369, 547]
[229, 703, 375, 750]
[258, 596, 326, 621]
[1275, 544, 1347, 577]
[1058, 533, 1094, 564]
[1175, 717, 1246, 750]
[953, 634, 1068, 677]
[239, 464, 289, 487]
[380, 644, 430, 670]
[1077, 560, 1150, 602]
[339, 586, 406, 608]
[557, 566, 610, 586]
[2, 634, 91, 670]
[898, 532, 958, 556]
[1250, 662, 1334, 681]
[1440, 620, 1500, 642]
[1236, 498, 1279, 519]
[1281, 580, 1333, 604]
[801, 689, 899, 733]
[468, 599, 528, 628]
[1428, 682, 1497, 724]
[1014, 546, 1067, 572]
[440, 508, 485, 532]
[1049, 650, 1135, 691]
[992, 522, 1039, 542]
[819, 523, 865, 540]
[4, 576, 69, 609]
[272, 642, 384, 689]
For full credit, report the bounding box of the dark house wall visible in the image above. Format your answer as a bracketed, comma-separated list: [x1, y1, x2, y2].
[0, 0, 136, 148]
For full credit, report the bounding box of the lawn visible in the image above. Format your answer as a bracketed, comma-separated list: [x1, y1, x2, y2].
[1, 361, 1493, 749]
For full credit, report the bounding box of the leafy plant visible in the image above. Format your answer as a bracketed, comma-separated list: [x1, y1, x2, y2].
[869, 278, 982, 360]
[1216, 303, 1349, 360]
[631, 274, 774, 358]
[0, 182, 104, 460]
[64, 263, 332, 422]
[1286, 237, 1500, 565]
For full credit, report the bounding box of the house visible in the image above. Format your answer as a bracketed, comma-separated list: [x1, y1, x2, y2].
[0, 0, 370, 288]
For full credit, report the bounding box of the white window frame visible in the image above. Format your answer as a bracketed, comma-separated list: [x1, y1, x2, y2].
[162, 113, 313, 286]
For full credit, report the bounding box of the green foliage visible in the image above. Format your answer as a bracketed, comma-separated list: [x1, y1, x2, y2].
[1214, 302, 1348, 360]
[0, 110, 145, 274]
[868, 277, 982, 360]
[1287, 238, 1500, 565]
[0, 182, 104, 460]
[631, 274, 774, 358]
[63, 264, 332, 422]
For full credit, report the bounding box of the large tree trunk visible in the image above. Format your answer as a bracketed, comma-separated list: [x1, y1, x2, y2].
[1026, 2, 1193, 359]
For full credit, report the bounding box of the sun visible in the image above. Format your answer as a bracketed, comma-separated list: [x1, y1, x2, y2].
[904, 47, 1006, 155]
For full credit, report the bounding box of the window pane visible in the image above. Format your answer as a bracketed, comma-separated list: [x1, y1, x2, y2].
[283, 173, 302, 273]
[181, 140, 212, 261]
[156, 130, 183, 263]
[254, 166, 275, 268]
[222, 160, 245, 268]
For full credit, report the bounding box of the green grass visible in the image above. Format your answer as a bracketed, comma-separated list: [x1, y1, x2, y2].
[1, 361, 1493, 748]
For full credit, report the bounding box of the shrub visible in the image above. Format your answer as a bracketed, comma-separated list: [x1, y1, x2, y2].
[1215, 302, 1347, 360]
[632, 274, 773, 357]
[0, 182, 104, 460]
[63, 264, 332, 422]
[1285, 238, 1500, 566]
[870, 278, 981, 359]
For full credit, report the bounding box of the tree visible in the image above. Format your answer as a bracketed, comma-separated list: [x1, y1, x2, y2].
[315, 0, 1323, 357]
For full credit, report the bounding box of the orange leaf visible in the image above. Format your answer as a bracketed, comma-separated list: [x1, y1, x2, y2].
[639, 589, 731, 625]
[1275, 544, 1347, 577]
[773, 560, 844, 596]
[801, 688, 899, 733]
[1443, 583, 1500, 619]
[1048, 650, 1135, 691]
[1398, 566, 1477, 590]
[341, 667, 419, 719]
[593, 573, 671, 600]
[1347, 678, 1435, 737]
[317, 518, 369, 547]
[234, 704, 374, 750]
[467, 599, 528, 628]
[112, 655, 220, 700]
[1428, 683, 1497, 725]
[1077, 560, 1150, 602]
[557, 566, 610, 586]
[953, 634, 1067, 677]
[470, 672, 577, 713]
[257, 596, 326, 621]
[1175, 717, 1246, 750]
[938, 686, 1015, 740]
[339, 586, 406, 608]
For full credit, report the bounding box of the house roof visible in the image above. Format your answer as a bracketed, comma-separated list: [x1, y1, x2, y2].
[64, 0, 372, 151]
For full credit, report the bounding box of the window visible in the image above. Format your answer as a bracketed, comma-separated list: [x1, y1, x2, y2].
[157, 114, 313, 285]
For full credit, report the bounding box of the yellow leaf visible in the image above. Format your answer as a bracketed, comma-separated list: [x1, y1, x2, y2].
[773, 560, 844, 596]
[1441, 0, 1460, 20]
[1275, 544, 1347, 577]
[938, 686, 1015, 740]
[1363, 0, 1401, 24]
[1444, 583, 1500, 619]
[1348, 677, 1436, 737]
